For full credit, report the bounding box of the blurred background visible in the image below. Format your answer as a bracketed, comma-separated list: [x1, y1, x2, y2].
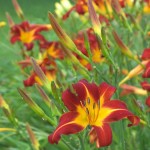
[0, 0, 59, 102]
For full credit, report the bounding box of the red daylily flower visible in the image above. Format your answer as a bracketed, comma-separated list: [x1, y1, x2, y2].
[141, 81, 150, 107]
[120, 0, 150, 13]
[62, 0, 87, 20]
[62, 0, 127, 20]
[117, 0, 133, 8]
[74, 28, 104, 70]
[40, 41, 64, 59]
[142, 62, 150, 78]
[24, 58, 56, 86]
[99, 15, 110, 25]
[144, 0, 150, 13]
[141, 81, 150, 92]
[63, 0, 113, 20]
[141, 48, 150, 60]
[10, 21, 51, 50]
[146, 96, 150, 107]
[141, 48, 150, 78]
[48, 80, 139, 148]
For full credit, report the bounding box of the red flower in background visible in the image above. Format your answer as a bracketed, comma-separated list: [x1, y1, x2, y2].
[24, 58, 56, 86]
[143, 0, 150, 13]
[10, 21, 51, 50]
[40, 41, 64, 59]
[141, 81, 150, 92]
[74, 28, 104, 70]
[120, 48, 150, 107]
[146, 97, 150, 107]
[48, 80, 139, 148]
[141, 48, 150, 78]
[62, 0, 111, 20]
[62, 0, 127, 20]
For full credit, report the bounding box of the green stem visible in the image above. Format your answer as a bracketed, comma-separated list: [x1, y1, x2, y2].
[61, 139, 75, 150]
[78, 134, 85, 150]
[120, 121, 126, 150]
[114, 69, 126, 150]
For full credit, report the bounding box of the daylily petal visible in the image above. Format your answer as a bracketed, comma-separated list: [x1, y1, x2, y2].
[33, 34, 45, 42]
[141, 81, 150, 91]
[10, 21, 49, 50]
[62, 80, 99, 111]
[24, 74, 35, 86]
[89, 124, 112, 148]
[48, 111, 88, 144]
[62, 81, 87, 111]
[40, 41, 64, 59]
[146, 96, 150, 107]
[97, 100, 140, 126]
[80, 80, 100, 101]
[99, 15, 110, 25]
[99, 82, 116, 107]
[10, 35, 20, 43]
[141, 48, 150, 60]
[142, 61, 150, 78]
[62, 6, 75, 20]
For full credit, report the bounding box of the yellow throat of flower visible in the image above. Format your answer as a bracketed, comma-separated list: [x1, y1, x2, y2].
[20, 28, 36, 43]
[77, 97, 101, 126]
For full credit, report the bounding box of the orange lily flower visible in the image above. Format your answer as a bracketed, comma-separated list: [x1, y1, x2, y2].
[10, 21, 51, 50]
[24, 58, 56, 86]
[48, 80, 139, 148]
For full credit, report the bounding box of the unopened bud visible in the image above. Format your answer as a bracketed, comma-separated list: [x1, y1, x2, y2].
[12, 0, 24, 19]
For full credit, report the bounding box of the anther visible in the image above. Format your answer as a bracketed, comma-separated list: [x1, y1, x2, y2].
[98, 100, 100, 108]
[87, 97, 90, 104]
[86, 107, 89, 114]
[93, 103, 96, 109]
[83, 100, 86, 106]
